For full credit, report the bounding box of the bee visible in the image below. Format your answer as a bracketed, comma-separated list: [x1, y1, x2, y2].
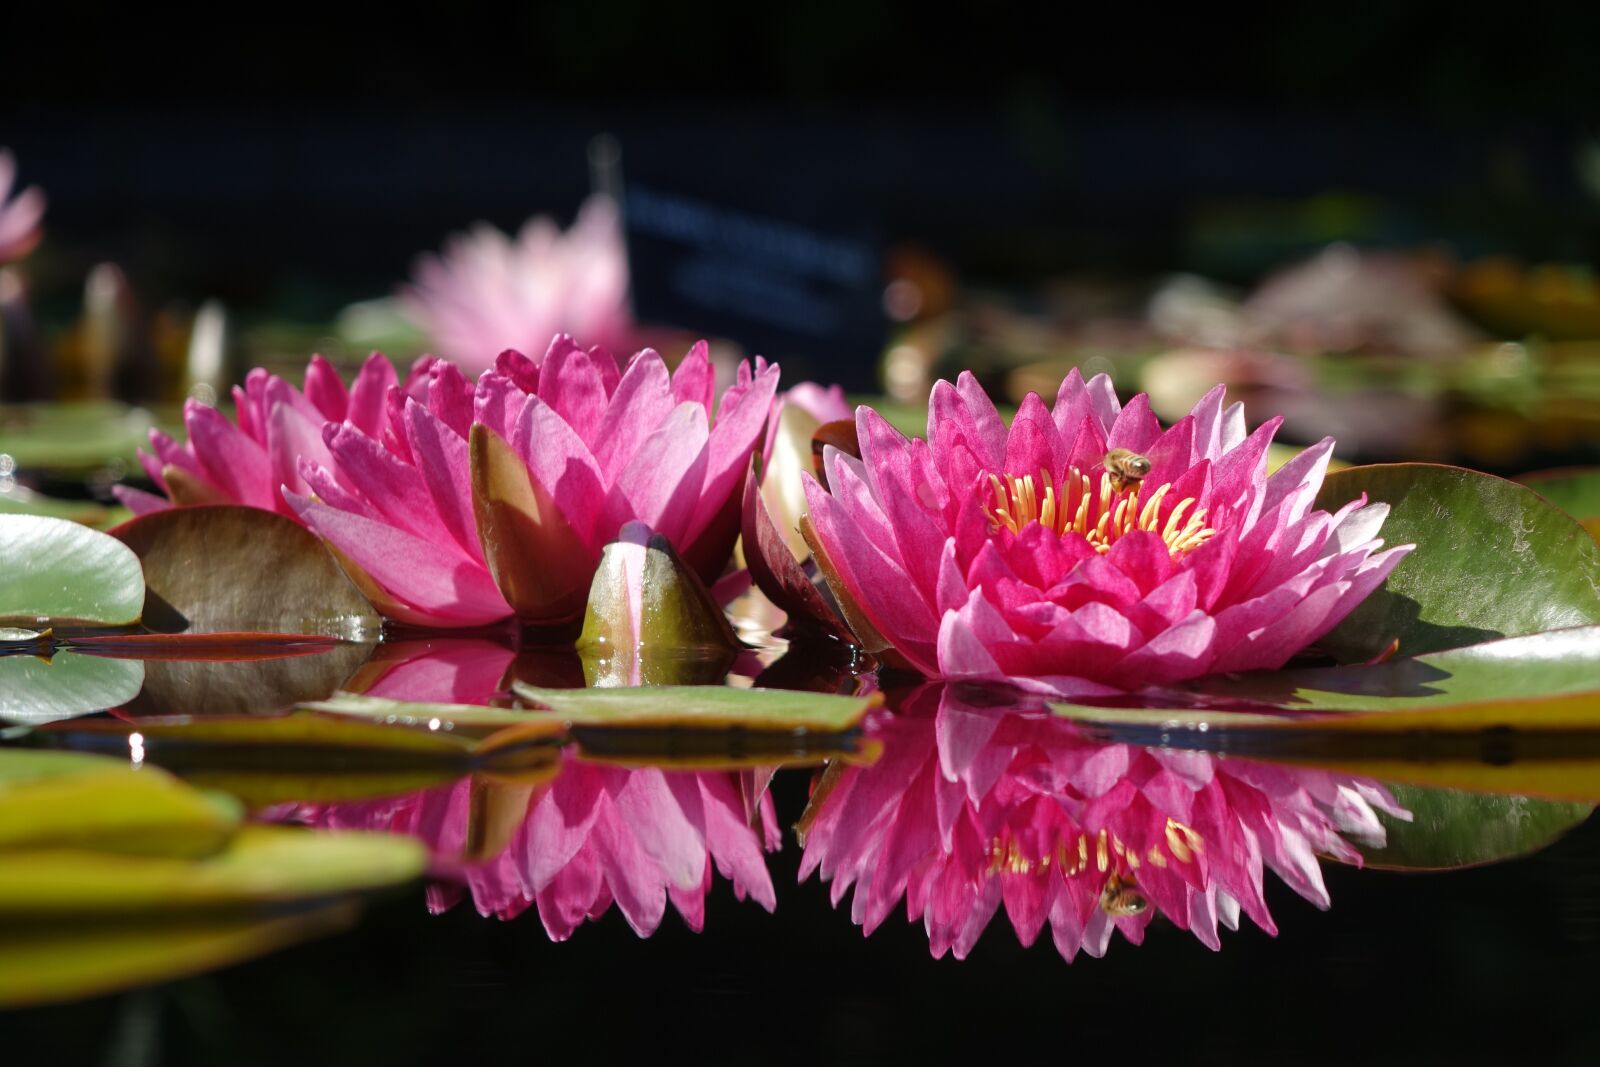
[1099, 873, 1150, 917]
[1102, 448, 1152, 493]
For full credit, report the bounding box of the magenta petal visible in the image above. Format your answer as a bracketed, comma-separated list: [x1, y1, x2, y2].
[324, 423, 456, 547]
[509, 392, 608, 547]
[670, 341, 716, 419]
[112, 484, 171, 515]
[603, 401, 710, 547]
[684, 361, 781, 546]
[184, 400, 275, 510]
[537, 334, 611, 450]
[591, 348, 674, 483]
[289, 494, 509, 626]
[347, 352, 398, 438]
[405, 399, 485, 563]
[303, 355, 349, 422]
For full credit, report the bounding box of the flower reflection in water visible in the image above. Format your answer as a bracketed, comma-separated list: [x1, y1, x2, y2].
[304, 769, 780, 940]
[799, 684, 1409, 960]
[282, 639, 782, 940]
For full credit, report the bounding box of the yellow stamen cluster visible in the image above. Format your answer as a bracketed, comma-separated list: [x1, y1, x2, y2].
[982, 466, 1215, 557]
[984, 820, 1206, 878]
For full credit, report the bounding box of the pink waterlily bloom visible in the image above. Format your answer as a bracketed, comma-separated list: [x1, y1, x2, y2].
[781, 381, 851, 426]
[800, 685, 1406, 961]
[292, 767, 780, 940]
[0, 149, 45, 266]
[802, 370, 1413, 693]
[114, 352, 405, 520]
[402, 195, 633, 374]
[287, 336, 779, 628]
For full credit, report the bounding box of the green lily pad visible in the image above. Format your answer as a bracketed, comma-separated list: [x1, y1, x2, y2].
[1360, 785, 1593, 871]
[302, 692, 553, 735]
[112, 506, 380, 639]
[0, 650, 145, 725]
[0, 824, 426, 913]
[1180, 626, 1600, 712]
[0, 514, 145, 627]
[0, 902, 360, 1009]
[1314, 464, 1600, 661]
[0, 750, 240, 858]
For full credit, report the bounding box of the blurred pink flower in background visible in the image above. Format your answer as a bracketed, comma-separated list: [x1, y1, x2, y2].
[780, 381, 851, 427]
[0, 149, 46, 265]
[803, 370, 1412, 693]
[289, 336, 779, 627]
[402, 195, 633, 373]
[292, 766, 780, 940]
[800, 685, 1406, 961]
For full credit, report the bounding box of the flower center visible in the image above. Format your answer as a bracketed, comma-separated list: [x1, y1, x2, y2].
[985, 820, 1206, 879]
[982, 466, 1215, 557]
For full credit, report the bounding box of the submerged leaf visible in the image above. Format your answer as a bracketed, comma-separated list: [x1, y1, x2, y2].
[1314, 464, 1600, 661]
[0, 514, 144, 626]
[0, 650, 145, 725]
[112, 506, 380, 639]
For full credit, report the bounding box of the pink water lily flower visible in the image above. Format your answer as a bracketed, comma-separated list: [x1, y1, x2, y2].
[803, 370, 1412, 693]
[289, 336, 780, 627]
[800, 685, 1405, 961]
[402, 195, 633, 374]
[0, 149, 45, 266]
[115, 352, 407, 519]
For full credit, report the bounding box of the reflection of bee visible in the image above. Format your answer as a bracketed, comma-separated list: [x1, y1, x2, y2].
[1102, 449, 1152, 493]
[1099, 873, 1150, 917]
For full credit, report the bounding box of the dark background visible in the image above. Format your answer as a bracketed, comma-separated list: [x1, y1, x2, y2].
[4, 3, 1599, 316]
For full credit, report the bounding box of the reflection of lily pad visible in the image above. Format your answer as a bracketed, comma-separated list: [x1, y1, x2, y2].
[511, 683, 880, 731]
[0, 825, 425, 912]
[0, 748, 426, 1008]
[1361, 786, 1592, 871]
[0, 650, 145, 725]
[0, 903, 360, 1010]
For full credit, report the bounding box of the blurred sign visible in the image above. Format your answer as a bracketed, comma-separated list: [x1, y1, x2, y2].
[619, 181, 884, 391]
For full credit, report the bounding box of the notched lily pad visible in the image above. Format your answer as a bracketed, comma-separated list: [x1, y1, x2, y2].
[0, 514, 145, 627]
[1314, 464, 1600, 661]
